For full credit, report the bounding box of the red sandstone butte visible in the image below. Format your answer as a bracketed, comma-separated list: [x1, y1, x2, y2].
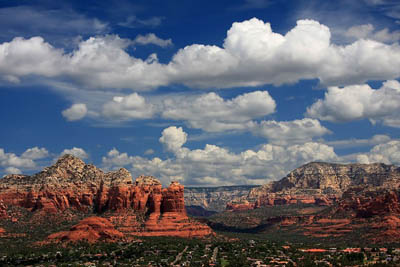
[0, 155, 214, 241]
[139, 181, 214, 238]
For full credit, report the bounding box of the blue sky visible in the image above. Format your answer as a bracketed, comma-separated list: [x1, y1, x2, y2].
[1, 0, 400, 186]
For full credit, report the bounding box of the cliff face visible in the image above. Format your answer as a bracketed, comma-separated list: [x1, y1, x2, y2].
[0, 155, 135, 213]
[302, 187, 400, 243]
[230, 162, 400, 211]
[336, 187, 400, 218]
[184, 185, 258, 212]
[270, 162, 400, 193]
[222, 161, 400, 243]
[0, 155, 213, 241]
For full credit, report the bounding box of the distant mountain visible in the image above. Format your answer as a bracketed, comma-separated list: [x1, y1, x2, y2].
[184, 185, 259, 212]
[216, 161, 400, 243]
[252, 161, 400, 194]
[227, 162, 400, 210]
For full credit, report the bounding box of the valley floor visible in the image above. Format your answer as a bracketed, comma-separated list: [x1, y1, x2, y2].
[0, 235, 399, 266]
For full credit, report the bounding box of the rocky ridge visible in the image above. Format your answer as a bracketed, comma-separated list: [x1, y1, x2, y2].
[228, 162, 400, 211]
[221, 161, 400, 243]
[0, 155, 213, 242]
[184, 185, 258, 212]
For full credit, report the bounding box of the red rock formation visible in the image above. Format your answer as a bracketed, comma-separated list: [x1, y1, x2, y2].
[140, 181, 214, 238]
[0, 200, 7, 218]
[161, 181, 186, 214]
[254, 194, 336, 207]
[335, 187, 400, 218]
[0, 155, 214, 241]
[226, 194, 336, 212]
[301, 188, 400, 242]
[227, 162, 400, 211]
[226, 201, 255, 211]
[0, 227, 5, 236]
[47, 217, 124, 243]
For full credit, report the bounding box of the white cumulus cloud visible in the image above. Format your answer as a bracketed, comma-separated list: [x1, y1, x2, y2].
[159, 126, 187, 153]
[250, 118, 330, 145]
[60, 147, 88, 159]
[345, 23, 400, 43]
[102, 93, 155, 120]
[133, 33, 172, 47]
[356, 140, 400, 165]
[162, 91, 276, 132]
[1, 18, 400, 91]
[326, 134, 392, 148]
[306, 80, 400, 127]
[102, 127, 339, 186]
[62, 103, 87, 121]
[0, 147, 45, 174]
[4, 166, 22, 175]
[21, 147, 49, 159]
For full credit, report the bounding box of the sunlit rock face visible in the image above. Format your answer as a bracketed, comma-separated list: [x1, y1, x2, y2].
[0, 155, 214, 241]
[184, 185, 258, 212]
[222, 162, 400, 243]
[227, 162, 400, 211]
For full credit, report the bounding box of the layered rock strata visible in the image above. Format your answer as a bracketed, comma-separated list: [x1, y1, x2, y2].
[228, 162, 400, 211]
[0, 155, 213, 240]
[184, 185, 258, 212]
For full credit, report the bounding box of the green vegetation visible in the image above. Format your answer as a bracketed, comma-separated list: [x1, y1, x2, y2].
[0, 235, 399, 266]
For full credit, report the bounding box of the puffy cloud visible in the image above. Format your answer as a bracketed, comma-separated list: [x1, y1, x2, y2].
[102, 148, 137, 167]
[0, 149, 34, 168]
[0, 148, 36, 173]
[60, 147, 88, 159]
[159, 126, 187, 152]
[102, 127, 339, 186]
[21, 147, 49, 159]
[356, 140, 400, 165]
[0, 36, 66, 83]
[1, 18, 400, 91]
[162, 91, 276, 132]
[345, 24, 400, 43]
[170, 18, 400, 88]
[345, 24, 375, 39]
[102, 93, 155, 120]
[133, 33, 172, 47]
[65, 35, 168, 90]
[326, 134, 392, 148]
[250, 118, 330, 145]
[306, 80, 400, 127]
[62, 103, 87, 121]
[4, 166, 21, 175]
[144, 149, 154, 155]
